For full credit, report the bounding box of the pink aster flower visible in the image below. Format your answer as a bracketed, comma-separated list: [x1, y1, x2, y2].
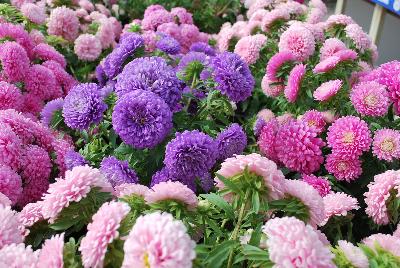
[337, 240, 369, 268]
[322, 110, 336, 123]
[325, 153, 362, 181]
[313, 56, 341, 73]
[327, 116, 371, 157]
[122, 212, 196, 268]
[262, 216, 335, 267]
[96, 18, 116, 49]
[21, 93, 44, 116]
[171, 7, 193, 24]
[43, 60, 77, 94]
[142, 9, 174, 31]
[309, 0, 328, 14]
[345, 24, 372, 52]
[334, 49, 358, 62]
[320, 38, 346, 61]
[0, 205, 24, 248]
[216, 153, 285, 200]
[144, 4, 165, 17]
[0, 243, 39, 267]
[257, 109, 275, 122]
[261, 9, 290, 32]
[0, 82, 23, 111]
[74, 34, 102, 61]
[32, 43, 67, 69]
[284, 64, 306, 103]
[372, 129, 400, 161]
[141, 30, 157, 52]
[322, 192, 359, 225]
[0, 193, 11, 207]
[249, 8, 268, 23]
[364, 170, 400, 225]
[307, 7, 325, 24]
[21, 3, 46, 24]
[38, 233, 64, 268]
[350, 81, 389, 117]
[325, 14, 355, 29]
[313, 79, 342, 101]
[79, 201, 130, 268]
[266, 51, 296, 81]
[279, 25, 315, 61]
[283, 179, 325, 226]
[258, 119, 280, 163]
[114, 183, 150, 198]
[363, 233, 400, 256]
[145, 181, 198, 210]
[276, 1, 307, 16]
[0, 125, 23, 170]
[95, 4, 110, 16]
[234, 34, 267, 65]
[300, 109, 326, 133]
[276, 113, 294, 125]
[246, 0, 272, 18]
[261, 75, 284, 97]
[47, 6, 79, 41]
[302, 174, 331, 197]
[29, 29, 45, 45]
[18, 201, 44, 230]
[0, 165, 22, 205]
[25, 64, 58, 101]
[0, 23, 35, 57]
[0, 41, 30, 83]
[41, 166, 113, 222]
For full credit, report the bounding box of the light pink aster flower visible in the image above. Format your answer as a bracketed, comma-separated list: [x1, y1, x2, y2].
[41, 166, 113, 222]
[29, 29, 45, 45]
[307, 7, 325, 24]
[79, 201, 130, 268]
[257, 109, 275, 122]
[0, 243, 39, 267]
[276, 113, 294, 125]
[313, 79, 342, 101]
[0, 41, 30, 83]
[322, 110, 336, 123]
[279, 25, 315, 61]
[261, 75, 284, 97]
[284, 64, 306, 103]
[300, 109, 326, 134]
[258, 119, 280, 163]
[262, 216, 335, 267]
[345, 23, 372, 52]
[322, 192, 359, 225]
[18, 201, 44, 231]
[234, 34, 267, 65]
[325, 153, 362, 181]
[337, 240, 369, 268]
[122, 212, 196, 268]
[74, 34, 102, 61]
[21, 3, 46, 24]
[325, 14, 355, 29]
[0, 205, 24, 248]
[171, 7, 193, 24]
[38, 233, 64, 268]
[266, 50, 296, 81]
[334, 49, 358, 62]
[249, 9, 268, 23]
[313, 56, 341, 73]
[350, 81, 389, 117]
[261, 9, 290, 32]
[372, 129, 400, 161]
[283, 179, 325, 226]
[276, 1, 307, 15]
[363, 233, 400, 257]
[145, 181, 198, 210]
[216, 153, 285, 200]
[302, 174, 331, 197]
[309, 0, 328, 14]
[320, 38, 346, 61]
[364, 170, 400, 225]
[96, 18, 116, 49]
[141, 9, 174, 31]
[0, 164, 22, 205]
[0, 193, 11, 206]
[79, 0, 94, 11]
[114, 183, 150, 198]
[47, 7, 79, 41]
[246, 0, 273, 18]
[394, 224, 400, 238]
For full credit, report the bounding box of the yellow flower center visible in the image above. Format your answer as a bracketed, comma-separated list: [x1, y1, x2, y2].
[308, 120, 316, 127]
[342, 132, 355, 144]
[381, 138, 395, 153]
[143, 252, 151, 268]
[337, 161, 348, 171]
[364, 94, 378, 107]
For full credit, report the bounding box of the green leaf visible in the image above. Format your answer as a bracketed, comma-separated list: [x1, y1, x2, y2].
[200, 193, 235, 220]
[204, 240, 238, 268]
[63, 238, 82, 268]
[252, 191, 260, 214]
[215, 173, 243, 196]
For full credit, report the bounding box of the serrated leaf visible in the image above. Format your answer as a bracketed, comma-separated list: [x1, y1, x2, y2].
[204, 240, 237, 268]
[215, 173, 243, 196]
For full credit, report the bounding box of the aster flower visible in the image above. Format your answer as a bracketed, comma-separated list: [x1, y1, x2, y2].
[276, 1, 307, 15]
[190, 42, 216, 56]
[21, 3, 45, 24]
[38, 233, 64, 268]
[345, 23, 372, 52]
[325, 14, 355, 29]
[79, 201, 130, 268]
[42, 60, 77, 94]
[266, 51, 296, 81]
[112, 90, 172, 149]
[234, 34, 267, 65]
[0, 23, 34, 57]
[47, 6, 79, 41]
[364, 170, 400, 225]
[275, 120, 325, 174]
[74, 34, 102, 61]
[0, 125, 23, 170]
[335, 49, 358, 61]
[261, 75, 284, 97]
[262, 217, 335, 267]
[327, 116, 371, 157]
[372, 129, 400, 161]
[363, 233, 400, 257]
[216, 153, 285, 201]
[40, 98, 64, 126]
[314, 79, 343, 101]
[276, 113, 294, 125]
[0, 82, 23, 111]
[156, 34, 181, 54]
[278, 25, 315, 61]
[0, 165, 21, 205]
[257, 119, 280, 163]
[64, 150, 88, 170]
[100, 156, 138, 187]
[261, 9, 290, 32]
[25, 64, 58, 101]
[18, 201, 44, 230]
[141, 9, 174, 31]
[350, 81, 389, 116]
[302, 174, 331, 197]
[284, 64, 306, 103]
[171, 7, 193, 24]
[63, 83, 107, 130]
[0, 41, 30, 83]
[313, 56, 341, 73]
[300, 110, 326, 134]
[322, 192, 359, 225]
[336, 240, 369, 268]
[0, 243, 39, 267]
[325, 153, 362, 181]
[320, 38, 346, 61]
[176, 52, 208, 77]
[41, 166, 113, 222]
[306, 7, 325, 24]
[209, 52, 255, 102]
[114, 183, 150, 198]
[0, 205, 24, 248]
[122, 212, 196, 268]
[215, 123, 247, 161]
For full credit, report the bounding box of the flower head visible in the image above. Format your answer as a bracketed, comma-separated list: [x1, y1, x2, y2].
[261, 75, 284, 97]
[74, 34, 102, 61]
[114, 183, 150, 198]
[284, 64, 306, 103]
[100, 156, 138, 187]
[64, 150, 88, 170]
[322, 192, 359, 225]
[350, 81, 389, 116]
[0, 82, 23, 111]
[337, 240, 369, 268]
[300, 110, 326, 134]
[279, 25, 315, 61]
[234, 34, 267, 65]
[41, 98, 64, 126]
[0, 41, 30, 83]
[325, 153, 362, 181]
[156, 34, 181, 54]
[141, 9, 173, 31]
[313, 56, 341, 73]
[0, 125, 23, 170]
[345, 24, 372, 52]
[261, 9, 290, 32]
[0, 243, 39, 267]
[38, 233, 64, 268]
[325, 14, 355, 29]
[372, 129, 400, 161]
[257, 119, 280, 163]
[190, 42, 216, 56]
[302, 174, 331, 197]
[215, 123, 247, 161]
[266, 51, 296, 81]
[18, 201, 44, 229]
[0, 164, 22, 205]
[47, 6, 79, 41]
[0, 205, 24, 248]
[363, 233, 400, 257]
[320, 38, 346, 60]
[171, 7, 193, 24]
[314, 79, 342, 101]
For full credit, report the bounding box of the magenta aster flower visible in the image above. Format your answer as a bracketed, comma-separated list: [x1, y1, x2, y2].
[0, 125, 23, 170]
[0, 82, 23, 111]
[0, 23, 35, 57]
[313, 79, 342, 101]
[372, 129, 400, 161]
[0, 164, 22, 205]
[337, 240, 369, 268]
[350, 81, 389, 116]
[0, 41, 30, 83]
[327, 116, 371, 157]
[261, 9, 290, 32]
[320, 38, 346, 60]
[74, 34, 102, 61]
[300, 110, 326, 134]
[262, 217, 335, 267]
[276, 113, 295, 125]
[261, 75, 284, 97]
[322, 192, 359, 225]
[284, 64, 306, 103]
[25, 64, 58, 101]
[313, 56, 341, 73]
[302, 174, 331, 197]
[345, 23, 372, 52]
[38, 233, 64, 268]
[114, 183, 150, 198]
[335, 49, 358, 62]
[363, 233, 400, 257]
[234, 34, 267, 65]
[0, 205, 24, 248]
[0, 243, 39, 267]
[275, 120, 325, 174]
[79, 201, 130, 268]
[257, 119, 280, 163]
[325, 153, 362, 181]
[278, 25, 315, 61]
[266, 51, 296, 81]
[364, 170, 400, 225]
[47, 6, 79, 41]
[32, 43, 66, 69]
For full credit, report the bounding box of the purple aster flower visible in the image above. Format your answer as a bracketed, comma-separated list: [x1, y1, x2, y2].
[95, 64, 106, 87]
[100, 156, 138, 187]
[176, 51, 208, 73]
[156, 34, 181, 55]
[115, 57, 184, 112]
[65, 150, 89, 170]
[103, 33, 144, 79]
[100, 81, 115, 98]
[209, 52, 255, 102]
[199, 172, 214, 192]
[254, 118, 266, 137]
[62, 83, 107, 130]
[150, 167, 171, 187]
[112, 90, 173, 149]
[190, 42, 216, 56]
[216, 123, 247, 161]
[164, 130, 218, 180]
[40, 98, 64, 126]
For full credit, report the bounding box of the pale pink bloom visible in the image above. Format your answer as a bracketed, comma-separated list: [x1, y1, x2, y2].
[257, 108, 275, 123]
[29, 29, 45, 45]
[0, 243, 39, 267]
[217, 25, 236, 52]
[313, 56, 341, 73]
[325, 14, 355, 29]
[322, 192, 359, 225]
[322, 110, 336, 123]
[320, 38, 346, 61]
[0, 205, 24, 248]
[249, 8, 268, 23]
[122, 212, 196, 268]
[96, 18, 116, 49]
[38, 233, 64, 268]
[234, 34, 267, 65]
[261, 75, 284, 97]
[18, 201, 44, 230]
[79, 0, 94, 12]
[276, 1, 307, 15]
[114, 183, 150, 198]
[74, 34, 102, 61]
[261, 9, 290, 32]
[266, 50, 296, 81]
[21, 3, 46, 24]
[276, 113, 294, 125]
[306, 7, 325, 24]
[231, 21, 249, 38]
[76, 8, 89, 18]
[345, 23, 372, 52]
[350, 81, 389, 117]
[372, 129, 400, 161]
[0, 193, 11, 206]
[337, 240, 369, 268]
[363, 233, 400, 256]
[309, 0, 328, 15]
[279, 24, 315, 61]
[284, 64, 306, 103]
[246, 0, 273, 18]
[47, 6, 79, 41]
[313, 79, 342, 101]
[95, 4, 110, 16]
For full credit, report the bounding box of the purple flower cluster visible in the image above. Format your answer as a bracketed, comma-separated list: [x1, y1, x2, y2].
[156, 34, 181, 55]
[216, 123, 247, 161]
[40, 98, 64, 126]
[65, 150, 89, 170]
[190, 42, 216, 56]
[100, 156, 138, 187]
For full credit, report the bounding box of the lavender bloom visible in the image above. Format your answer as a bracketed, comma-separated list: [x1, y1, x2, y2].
[112, 90, 172, 149]
[199, 172, 214, 192]
[216, 123, 247, 161]
[100, 81, 115, 98]
[253, 117, 266, 137]
[164, 130, 217, 181]
[100, 156, 138, 187]
[115, 57, 184, 111]
[95, 65, 106, 87]
[209, 52, 255, 102]
[62, 83, 107, 130]
[103, 33, 144, 79]
[65, 150, 89, 170]
[156, 34, 181, 55]
[40, 98, 64, 126]
[176, 51, 208, 73]
[151, 167, 173, 186]
[190, 42, 216, 56]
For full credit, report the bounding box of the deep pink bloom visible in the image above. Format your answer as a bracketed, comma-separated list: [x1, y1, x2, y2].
[322, 192, 359, 225]
[261, 75, 284, 97]
[345, 23, 372, 52]
[0, 125, 23, 170]
[363, 233, 400, 256]
[372, 129, 400, 161]
[234, 34, 267, 65]
[47, 7, 80, 41]
[302, 174, 331, 197]
[266, 51, 296, 81]
[284, 64, 306, 103]
[325, 153, 362, 181]
[74, 34, 102, 61]
[350, 81, 389, 116]
[38, 233, 64, 268]
[300, 110, 326, 134]
[0, 23, 35, 57]
[337, 240, 369, 268]
[313, 56, 341, 73]
[43, 60, 77, 94]
[258, 119, 280, 163]
[0, 205, 24, 248]
[313, 79, 342, 101]
[21, 93, 45, 116]
[320, 38, 346, 60]
[0, 82, 23, 111]
[25, 64, 58, 101]
[32, 43, 67, 68]
[373, 61, 400, 114]
[278, 25, 315, 61]
[334, 49, 358, 61]
[0, 165, 22, 205]
[114, 183, 150, 198]
[0, 41, 30, 83]
[21, 3, 46, 24]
